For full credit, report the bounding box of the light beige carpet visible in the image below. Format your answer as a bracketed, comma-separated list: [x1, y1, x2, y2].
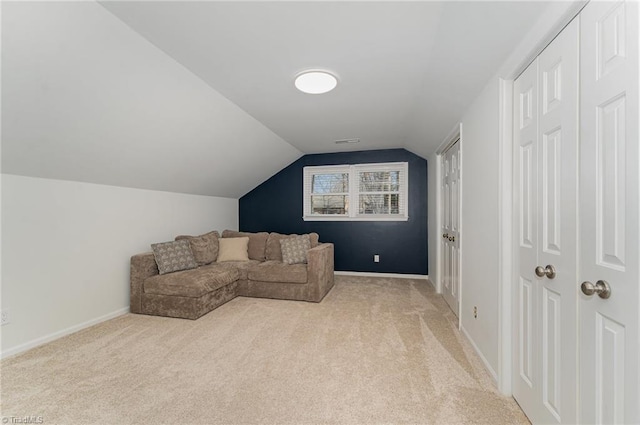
[1, 276, 529, 424]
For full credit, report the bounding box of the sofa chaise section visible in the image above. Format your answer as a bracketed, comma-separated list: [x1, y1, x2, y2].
[130, 253, 239, 319]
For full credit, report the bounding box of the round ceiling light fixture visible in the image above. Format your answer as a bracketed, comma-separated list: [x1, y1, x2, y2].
[294, 70, 338, 94]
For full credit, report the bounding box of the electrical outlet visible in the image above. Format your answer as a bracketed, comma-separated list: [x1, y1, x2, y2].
[1, 309, 9, 326]
[373, 254, 380, 263]
[473, 306, 478, 319]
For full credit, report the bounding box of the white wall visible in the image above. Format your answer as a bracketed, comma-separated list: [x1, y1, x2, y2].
[425, 81, 502, 379]
[1, 174, 238, 357]
[458, 79, 501, 378]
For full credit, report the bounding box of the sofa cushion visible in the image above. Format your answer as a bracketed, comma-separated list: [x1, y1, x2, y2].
[175, 230, 219, 265]
[217, 237, 250, 262]
[222, 230, 269, 261]
[266, 232, 319, 261]
[151, 240, 198, 275]
[144, 267, 239, 298]
[204, 260, 261, 281]
[280, 235, 311, 265]
[248, 261, 308, 284]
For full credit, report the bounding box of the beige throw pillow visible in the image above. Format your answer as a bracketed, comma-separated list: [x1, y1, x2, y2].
[217, 237, 250, 262]
[280, 234, 311, 265]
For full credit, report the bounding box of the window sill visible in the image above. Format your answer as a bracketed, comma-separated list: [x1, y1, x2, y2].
[303, 216, 409, 222]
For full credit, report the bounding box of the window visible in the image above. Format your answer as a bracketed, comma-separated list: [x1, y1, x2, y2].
[303, 162, 408, 221]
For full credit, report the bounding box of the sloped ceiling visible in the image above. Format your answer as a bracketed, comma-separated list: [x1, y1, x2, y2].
[2, 1, 553, 198]
[100, 1, 552, 157]
[1, 1, 301, 198]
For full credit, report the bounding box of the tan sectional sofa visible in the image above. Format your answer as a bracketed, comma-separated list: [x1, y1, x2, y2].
[130, 230, 335, 320]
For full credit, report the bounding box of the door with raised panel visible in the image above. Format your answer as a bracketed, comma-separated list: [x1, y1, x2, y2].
[513, 17, 579, 425]
[441, 140, 460, 317]
[579, 1, 639, 423]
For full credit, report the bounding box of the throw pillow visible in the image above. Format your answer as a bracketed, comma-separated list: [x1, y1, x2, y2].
[217, 237, 250, 262]
[175, 230, 219, 265]
[280, 234, 311, 265]
[221, 230, 269, 261]
[151, 240, 198, 275]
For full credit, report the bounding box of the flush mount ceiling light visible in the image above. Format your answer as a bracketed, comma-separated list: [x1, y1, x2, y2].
[294, 70, 338, 94]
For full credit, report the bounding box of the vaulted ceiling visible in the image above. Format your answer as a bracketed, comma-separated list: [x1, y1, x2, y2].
[2, 1, 553, 198]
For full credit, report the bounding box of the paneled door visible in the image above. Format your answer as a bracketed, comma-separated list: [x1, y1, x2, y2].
[513, 17, 579, 424]
[441, 139, 460, 317]
[579, 1, 639, 423]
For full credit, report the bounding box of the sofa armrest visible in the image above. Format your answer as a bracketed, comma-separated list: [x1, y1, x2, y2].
[130, 252, 159, 313]
[306, 243, 335, 302]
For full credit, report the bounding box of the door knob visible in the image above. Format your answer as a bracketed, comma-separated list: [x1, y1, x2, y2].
[449, 236, 455, 242]
[581, 280, 611, 299]
[535, 265, 556, 279]
[443, 233, 449, 238]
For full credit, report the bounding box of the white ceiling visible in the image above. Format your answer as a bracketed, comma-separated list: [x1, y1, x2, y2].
[2, 1, 553, 198]
[100, 1, 552, 157]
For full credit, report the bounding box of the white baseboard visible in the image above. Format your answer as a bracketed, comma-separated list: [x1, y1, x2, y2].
[1, 307, 130, 359]
[335, 271, 429, 280]
[460, 325, 499, 384]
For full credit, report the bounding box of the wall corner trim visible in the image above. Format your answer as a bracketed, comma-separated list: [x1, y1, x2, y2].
[334, 271, 428, 280]
[1, 307, 130, 360]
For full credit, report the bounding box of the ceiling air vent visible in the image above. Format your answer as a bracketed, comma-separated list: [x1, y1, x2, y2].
[335, 138, 360, 144]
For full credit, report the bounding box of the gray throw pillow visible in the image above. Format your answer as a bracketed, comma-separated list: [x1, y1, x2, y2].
[280, 234, 311, 265]
[151, 240, 198, 275]
[175, 230, 219, 265]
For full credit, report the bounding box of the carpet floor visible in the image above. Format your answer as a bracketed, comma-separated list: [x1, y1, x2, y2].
[1, 276, 529, 424]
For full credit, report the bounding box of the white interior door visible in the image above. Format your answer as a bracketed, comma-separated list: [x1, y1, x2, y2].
[579, 1, 639, 423]
[441, 140, 460, 317]
[513, 17, 579, 425]
[513, 50, 539, 421]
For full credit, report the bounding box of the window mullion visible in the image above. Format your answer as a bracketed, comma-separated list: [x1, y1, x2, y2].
[349, 165, 356, 218]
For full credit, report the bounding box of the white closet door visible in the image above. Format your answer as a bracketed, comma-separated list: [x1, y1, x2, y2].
[513, 17, 579, 425]
[579, 1, 639, 423]
[535, 16, 579, 424]
[513, 55, 540, 420]
[442, 140, 460, 317]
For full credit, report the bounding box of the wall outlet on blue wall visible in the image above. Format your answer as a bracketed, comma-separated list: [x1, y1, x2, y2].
[374, 255, 380, 263]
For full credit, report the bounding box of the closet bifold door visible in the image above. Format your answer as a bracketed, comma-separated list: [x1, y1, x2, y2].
[441, 140, 460, 317]
[578, 1, 640, 423]
[513, 17, 579, 425]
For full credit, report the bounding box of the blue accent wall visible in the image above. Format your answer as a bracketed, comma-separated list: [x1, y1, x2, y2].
[239, 149, 428, 275]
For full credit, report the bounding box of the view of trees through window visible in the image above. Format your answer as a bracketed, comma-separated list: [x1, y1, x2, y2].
[310, 170, 401, 216]
[311, 173, 349, 215]
[358, 171, 400, 215]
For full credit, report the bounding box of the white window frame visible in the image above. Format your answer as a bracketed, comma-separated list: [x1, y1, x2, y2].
[303, 162, 409, 221]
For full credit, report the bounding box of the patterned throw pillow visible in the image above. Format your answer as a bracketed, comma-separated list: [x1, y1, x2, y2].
[280, 234, 311, 265]
[151, 240, 198, 275]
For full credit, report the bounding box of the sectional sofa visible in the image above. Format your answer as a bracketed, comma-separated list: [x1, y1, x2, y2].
[130, 230, 335, 319]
